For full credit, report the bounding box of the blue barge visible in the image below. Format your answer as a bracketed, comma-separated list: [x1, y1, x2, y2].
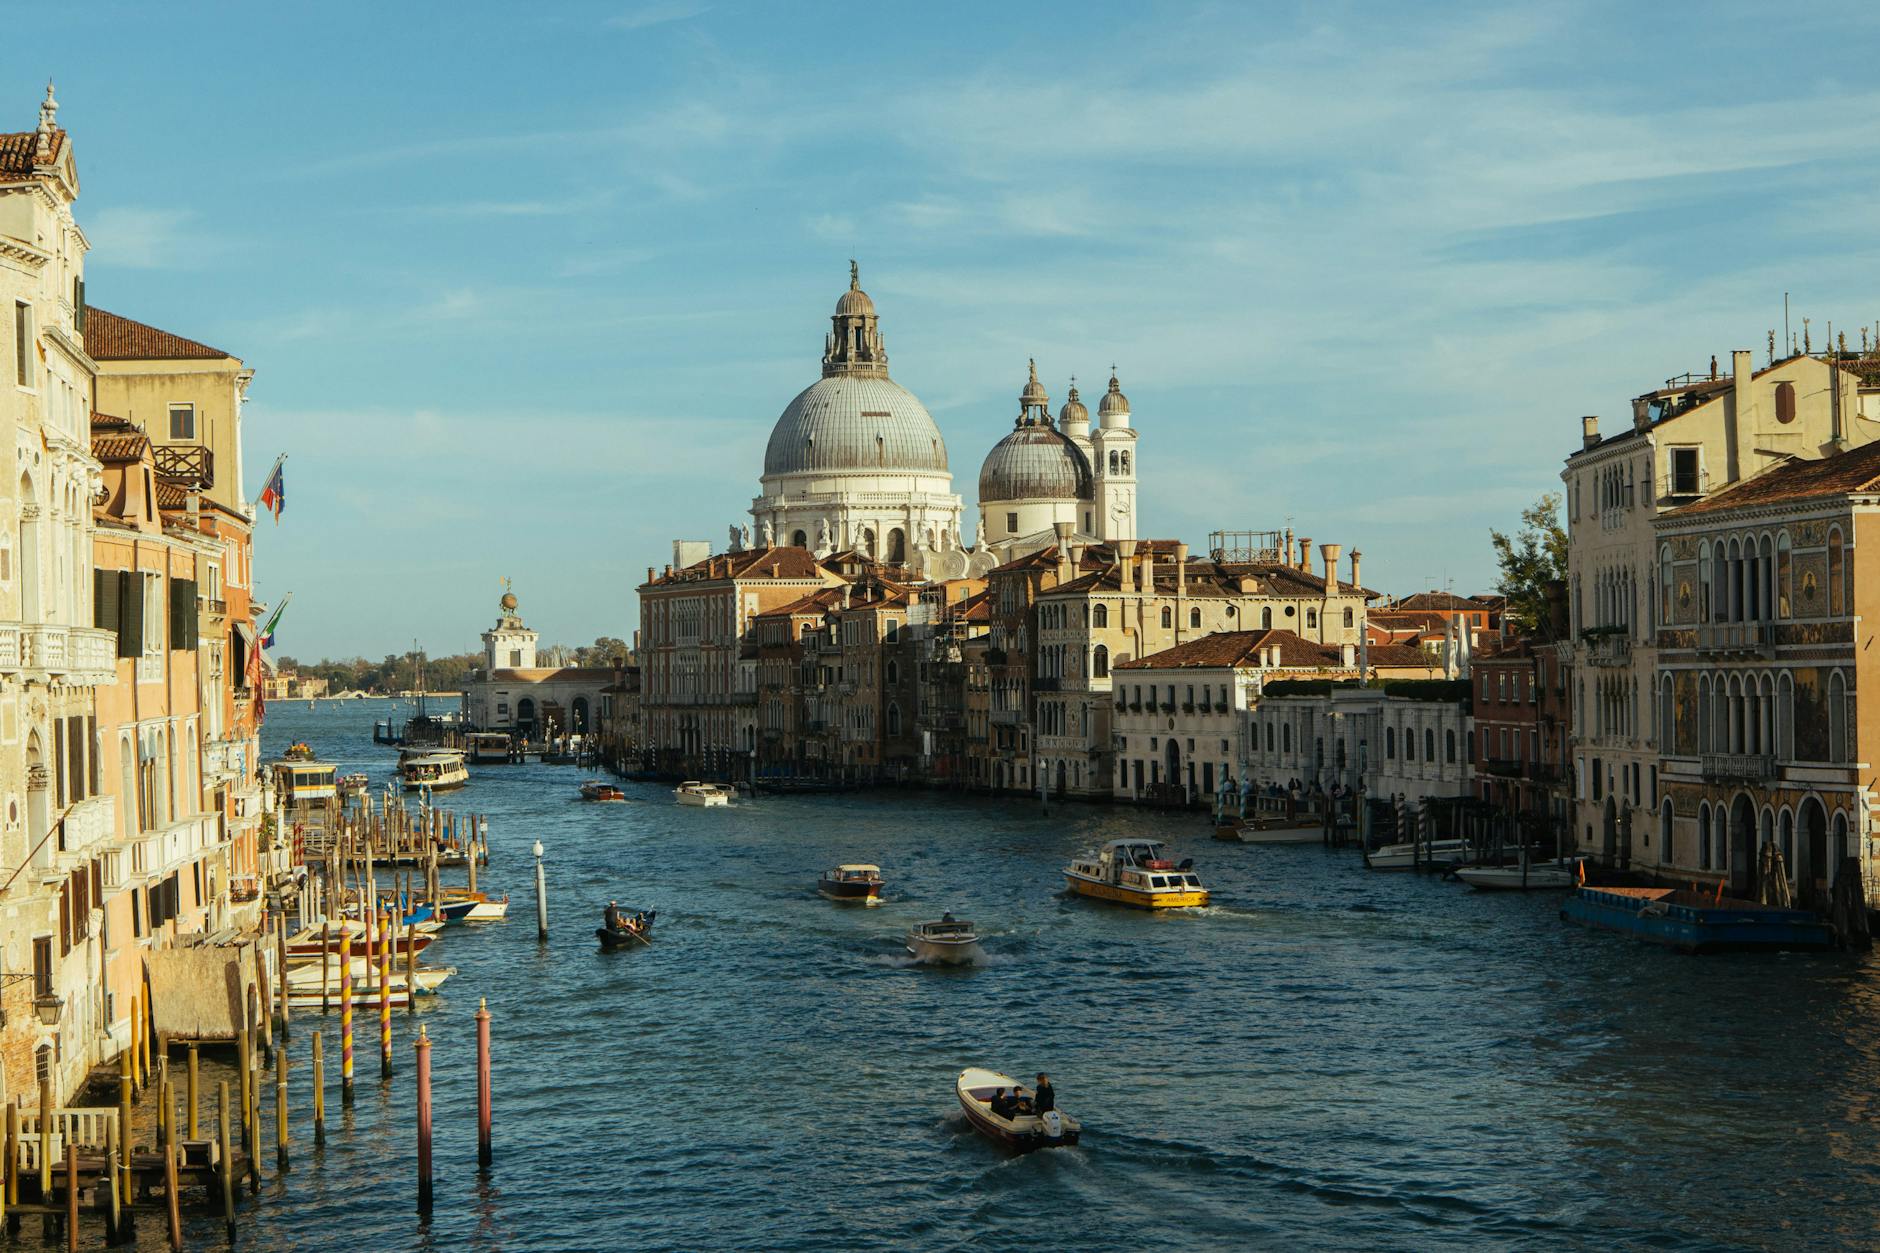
[1561, 885, 1837, 954]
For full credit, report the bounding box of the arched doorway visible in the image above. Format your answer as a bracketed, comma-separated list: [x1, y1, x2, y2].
[571, 696, 590, 734]
[516, 697, 537, 735]
[1727, 793, 1755, 895]
[1799, 797, 1828, 904]
[1164, 739, 1183, 800]
[792, 530, 807, 548]
[886, 528, 906, 563]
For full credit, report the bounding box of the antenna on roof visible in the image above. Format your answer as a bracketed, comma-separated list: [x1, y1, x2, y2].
[1784, 292, 1790, 357]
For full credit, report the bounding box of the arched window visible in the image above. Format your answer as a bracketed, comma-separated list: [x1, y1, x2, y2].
[1385, 727, 1396, 759]
[1829, 527, 1846, 616]
[792, 529, 807, 548]
[1307, 609, 1318, 630]
[1829, 670, 1847, 763]
[1660, 675, 1675, 753]
[1833, 812, 1849, 883]
[886, 661, 898, 686]
[1343, 607, 1354, 628]
[1092, 645, 1109, 678]
[1424, 728, 1435, 761]
[1189, 607, 1201, 628]
[1660, 799, 1674, 861]
[1697, 802, 1711, 869]
[1776, 380, 1797, 424]
[1777, 531, 1792, 618]
[886, 703, 901, 736]
[1697, 540, 1711, 621]
[1261, 607, 1273, 629]
[1660, 543, 1673, 624]
[1780, 809, 1794, 877]
[1265, 722, 1274, 752]
[1093, 604, 1108, 628]
[1404, 729, 1415, 762]
[1160, 606, 1172, 629]
[1282, 723, 1292, 753]
[1445, 729, 1456, 762]
[1778, 672, 1793, 761]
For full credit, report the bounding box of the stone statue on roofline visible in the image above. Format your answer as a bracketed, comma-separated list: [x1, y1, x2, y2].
[729, 523, 742, 551]
[762, 519, 775, 548]
[815, 517, 832, 556]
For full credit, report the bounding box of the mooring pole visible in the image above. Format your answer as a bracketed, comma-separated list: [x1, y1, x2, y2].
[476, 997, 493, 1169]
[339, 927, 355, 1103]
[415, 1026, 434, 1215]
[533, 840, 548, 940]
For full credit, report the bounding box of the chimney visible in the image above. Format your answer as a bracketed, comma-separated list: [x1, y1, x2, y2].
[1349, 549, 1362, 590]
[1731, 349, 1754, 477]
[1320, 543, 1341, 594]
[1581, 416, 1600, 449]
[1296, 538, 1311, 572]
[1283, 528, 1294, 567]
[1069, 542, 1083, 569]
[1341, 641, 1356, 667]
[647, 566, 655, 585]
[1175, 542, 1188, 599]
[1140, 549, 1154, 595]
[1053, 521, 1073, 582]
[1631, 396, 1650, 431]
[1116, 539, 1138, 590]
[663, 564, 673, 578]
[842, 585, 852, 610]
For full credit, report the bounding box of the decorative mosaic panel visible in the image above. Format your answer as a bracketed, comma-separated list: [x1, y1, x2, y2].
[1794, 553, 1826, 614]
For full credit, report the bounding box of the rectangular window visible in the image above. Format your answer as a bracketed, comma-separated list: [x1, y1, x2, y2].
[14, 301, 31, 388]
[168, 403, 196, 440]
[1007, 512, 1019, 535]
[32, 936, 53, 998]
[1670, 447, 1700, 496]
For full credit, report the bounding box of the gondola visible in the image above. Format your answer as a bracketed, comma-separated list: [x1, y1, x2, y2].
[596, 909, 657, 948]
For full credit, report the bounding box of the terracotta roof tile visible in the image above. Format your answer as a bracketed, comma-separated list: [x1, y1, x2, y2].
[1117, 629, 1344, 671]
[644, 546, 832, 587]
[84, 307, 234, 361]
[0, 128, 64, 182]
[1366, 643, 1441, 669]
[1393, 591, 1490, 612]
[1668, 442, 1880, 517]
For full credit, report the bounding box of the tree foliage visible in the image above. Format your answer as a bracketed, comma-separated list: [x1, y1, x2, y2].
[1490, 493, 1568, 636]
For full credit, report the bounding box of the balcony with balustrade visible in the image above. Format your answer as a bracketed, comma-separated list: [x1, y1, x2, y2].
[1581, 631, 1632, 667]
[153, 443, 214, 489]
[1694, 621, 1774, 659]
[1700, 752, 1777, 784]
[0, 623, 118, 686]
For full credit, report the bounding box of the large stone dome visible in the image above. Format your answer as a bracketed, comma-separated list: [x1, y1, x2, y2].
[764, 374, 950, 477]
[979, 423, 1093, 503]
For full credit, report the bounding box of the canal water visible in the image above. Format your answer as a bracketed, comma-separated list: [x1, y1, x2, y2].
[171, 699, 1880, 1250]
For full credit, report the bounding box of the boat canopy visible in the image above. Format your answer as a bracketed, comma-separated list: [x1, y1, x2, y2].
[834, 864, 880, 874]
[915, 919, 974, 936]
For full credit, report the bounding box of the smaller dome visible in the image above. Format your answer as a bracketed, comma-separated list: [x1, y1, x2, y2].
[979, 424, 1094, 503]
[835, 260, 875, 317]
[1099, 370, 1130, 418]
[1058, 382, 1088, 427]
[1019, 357, 1049, 410]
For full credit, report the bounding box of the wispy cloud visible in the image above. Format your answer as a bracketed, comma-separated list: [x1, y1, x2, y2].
[606, 1, 711, 32]
[83, 207, 205, 269]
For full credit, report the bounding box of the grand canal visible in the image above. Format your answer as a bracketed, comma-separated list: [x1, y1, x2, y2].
[187, 700, 1880, 1250]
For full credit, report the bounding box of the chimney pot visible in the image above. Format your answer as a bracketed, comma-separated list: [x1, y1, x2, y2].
[1581, 415, 1600, 449]
[1297, 538, 1312, 572]
[1320, 542, 1342, 595]
[1349, 549, 1362, 589]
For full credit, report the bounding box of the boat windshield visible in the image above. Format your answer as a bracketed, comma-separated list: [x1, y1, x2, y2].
[920, 921, 973, 937]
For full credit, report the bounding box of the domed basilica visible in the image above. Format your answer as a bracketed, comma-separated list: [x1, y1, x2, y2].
[739, 266, 1140, 579]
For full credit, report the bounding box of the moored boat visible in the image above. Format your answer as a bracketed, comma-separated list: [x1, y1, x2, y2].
[906, 914, 981, 964]
[1560, 884, 1837, 953]
[285, 924, 434, 959]
[674, 781, 733, 807]
[1063, 840, 1208, 908]
[818, 864, 883, 903]
[580, 780, 628, 802]
[956, 1068, 1080, 1150]
[466, 731, 512, 764]
[1454, 857, 1580, 891]
[1364, 837, 1469, 870]
[1215, 822, 1323, 845]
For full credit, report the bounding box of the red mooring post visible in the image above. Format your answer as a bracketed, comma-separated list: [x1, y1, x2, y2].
[415, 1026, 433, 1215]
[475, 997, 492, 1169]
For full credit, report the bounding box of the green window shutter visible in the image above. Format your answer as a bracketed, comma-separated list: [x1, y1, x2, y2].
[175, 579, 198, 648]
[117, 571, 142, 658]
[94, 568, 118, 631]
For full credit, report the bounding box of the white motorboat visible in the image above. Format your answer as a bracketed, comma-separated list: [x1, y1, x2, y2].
[1364, 837, 1469, 870]
[956, 1068, 1081, 1150]
[1064, 840, 1209, 908]
[1454, 857, 1580, 891]
[399, 750, 468, 792]
[906, 915, 981, 964]
[1217, 824, 1324, 845]
[674, 781, 734, 807]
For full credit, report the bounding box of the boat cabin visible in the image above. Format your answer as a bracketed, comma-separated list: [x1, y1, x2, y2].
[1070, 839, 1201, 891]
[272, 747, 339, 847]
[912, 918, 975, 940]
[827, 864, 880, 883]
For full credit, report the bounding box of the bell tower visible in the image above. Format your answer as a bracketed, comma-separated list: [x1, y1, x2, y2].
[1091, 369, 1137, 541]
[482, 585, 539, 671]
[821, 260, 890, 379]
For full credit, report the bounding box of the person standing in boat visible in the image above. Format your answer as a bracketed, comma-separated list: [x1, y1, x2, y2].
[604, 900, 621, 932]
[1034, 1074, 1055, 1113]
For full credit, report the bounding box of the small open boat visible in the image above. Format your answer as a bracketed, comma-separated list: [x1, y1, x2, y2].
[580, 780, 628, 802]
[596, 909, 657, 948]
[906, 915, 981, 964]
[1364, 837, 1469, 870]
[818, 864, 883, 904]
[285, 922, 435, 959]
[956, 1068, 1080, 1150]
[1454, 857, 1580, 891]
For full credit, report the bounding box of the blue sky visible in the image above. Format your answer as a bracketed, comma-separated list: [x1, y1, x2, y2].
[15, 1, 1880, 658]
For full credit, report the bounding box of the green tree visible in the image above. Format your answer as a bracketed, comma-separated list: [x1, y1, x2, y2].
[1490, 493, 1568, 636]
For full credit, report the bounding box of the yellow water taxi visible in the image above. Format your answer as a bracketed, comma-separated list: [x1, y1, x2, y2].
[1063, 839, 1209, 909]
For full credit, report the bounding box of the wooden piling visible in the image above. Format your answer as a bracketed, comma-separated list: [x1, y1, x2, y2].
[276, 1044, 290, 1170]
[105, 1121, 121, 1243]
[117, 1047, 132, 1201]
[321, 919, 332, 1013]
[312, 1031, 325, 1146]
[237, 1025, 253, 1158]
[0, 1097, 8, 1229]
[218, 1081, 235, 1242]
[277, 914, 292, 1040]
[64, 1143, 77, 1253]
[38, 1073, 51, 1196]
[378, 908, 393, 1079]
[405, 906, 419, 1016]
[476, 997, 492, 1168]
[415, 1025, 433, 1214]
[187, 1042, 200, 1141]
[156, 1047, 170, 1147]
[339, 925, 355, 1103]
